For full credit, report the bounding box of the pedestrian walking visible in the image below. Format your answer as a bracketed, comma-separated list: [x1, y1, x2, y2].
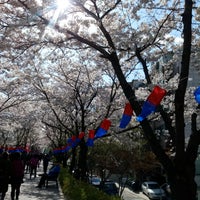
[29, 154, 39, 179]
[10, 152, 24, 200]
[24, 153, 31, 173]
[43, 154, 50, 174]
[0, 151, 11, 200]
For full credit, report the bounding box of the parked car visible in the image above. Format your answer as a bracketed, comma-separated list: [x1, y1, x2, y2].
[88, 176, 101, 187]
[161, 183, 171, 196]
[99, 180, 119, 196]
[126, 179, 140, 191]
[141, 181, 166, 199]
[121, 177, 128, 184]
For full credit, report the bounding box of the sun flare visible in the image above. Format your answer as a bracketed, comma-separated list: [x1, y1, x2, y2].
[48, 0, 70, 27]
[41, 0, 71, 38]
[55, 0, 70, 13]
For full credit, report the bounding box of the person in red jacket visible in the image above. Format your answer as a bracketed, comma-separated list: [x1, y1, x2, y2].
[10, 152, 24, 200]
[29, 154, 39, 179]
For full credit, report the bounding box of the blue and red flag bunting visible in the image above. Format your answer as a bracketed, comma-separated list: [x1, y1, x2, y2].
[71, 136, 77, 148]
[137, 85, 167, 122]
[78, 132, 85, 139]
[64, 145, 71, 152]
[136, 101, 157, 122]
[95, 119, 111, 138]
[67, 138, 73, 147]
[7, 146, 26, 153]
[53, 147, 62, 154]
[0, 146, 30, 154]
[86, 130, 95, 146]
[61, 146, 66, 153]
[65, 136, 77, 151]
[52, 85, 169, 150]
[194, 86, 200, 104]
[73, 132, 85, 147]
[57, 138, 73, 153]
[53, 132, 86, 154]
[119, 102, 133, 128]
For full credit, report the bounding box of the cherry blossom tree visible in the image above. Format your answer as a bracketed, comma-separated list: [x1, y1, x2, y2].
[0, 58, 40, 147]
[25, 48, 124, 175]
[0, 0, 200, 199]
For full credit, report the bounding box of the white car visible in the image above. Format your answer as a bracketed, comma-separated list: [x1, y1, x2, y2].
[141, 181, 166, 199]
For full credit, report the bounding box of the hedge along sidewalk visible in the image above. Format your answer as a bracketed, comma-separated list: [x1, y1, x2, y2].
[59, 167, 120, 200]
[5, 162, 65, 200]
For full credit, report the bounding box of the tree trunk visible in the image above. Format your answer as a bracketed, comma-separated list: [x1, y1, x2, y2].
[77, 139, 88, 181]
[166, 162, 197, 200]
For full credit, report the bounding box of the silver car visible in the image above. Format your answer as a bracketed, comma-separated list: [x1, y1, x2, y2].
[141, 181, 166, 199]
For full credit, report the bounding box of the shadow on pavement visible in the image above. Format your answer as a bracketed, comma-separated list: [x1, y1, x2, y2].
[4, 164, 65, 200]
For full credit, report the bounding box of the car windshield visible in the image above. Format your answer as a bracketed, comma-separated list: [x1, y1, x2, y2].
[148, 183, 159, 189]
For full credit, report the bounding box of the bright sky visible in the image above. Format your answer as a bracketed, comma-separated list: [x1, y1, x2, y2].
[52, 0, 70, 22]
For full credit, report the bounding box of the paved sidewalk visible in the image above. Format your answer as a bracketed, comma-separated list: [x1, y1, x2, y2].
[4, 162, 65, 200]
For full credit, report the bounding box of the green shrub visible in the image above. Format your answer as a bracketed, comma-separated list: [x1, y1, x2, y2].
[59, 167, 120, 200]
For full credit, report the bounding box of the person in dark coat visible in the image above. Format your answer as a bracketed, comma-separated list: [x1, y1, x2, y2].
[43, 154, 50, 174]
[10, 152, 24, 200]
[0, 151, 11, 200]
[36, 161, 60, 188]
